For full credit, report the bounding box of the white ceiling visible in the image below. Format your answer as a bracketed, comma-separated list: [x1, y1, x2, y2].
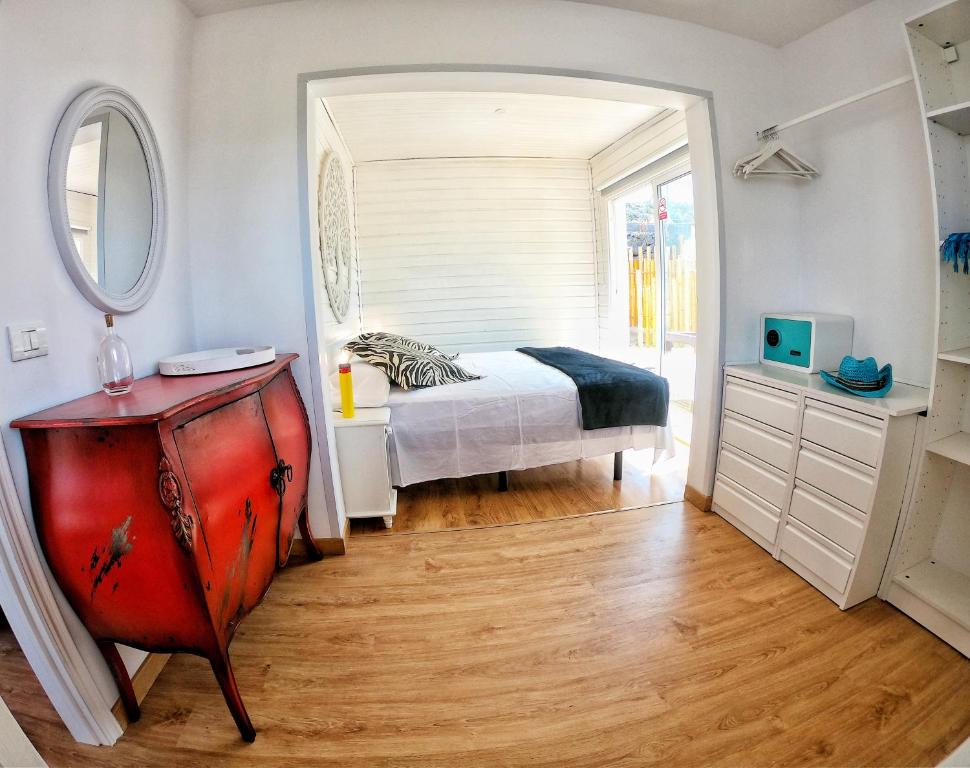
[180, 0, 872, 47]
[567, 0, 872, 47]
[323, 92, 664, 162]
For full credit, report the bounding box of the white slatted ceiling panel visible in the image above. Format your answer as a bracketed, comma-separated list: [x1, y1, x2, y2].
[589, 110, 688, 338]
[590, 109, 688, 190]
[325, 92, 662, 162]
[355, 158, 598, 353]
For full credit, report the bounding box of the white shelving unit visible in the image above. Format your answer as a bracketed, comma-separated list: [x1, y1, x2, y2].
[925, 430, 970, 463]
[928, 100, 970, 134]
[938, 345, 970, 363]
[881, 0, 970, 658]
[894, 560, 970, 628]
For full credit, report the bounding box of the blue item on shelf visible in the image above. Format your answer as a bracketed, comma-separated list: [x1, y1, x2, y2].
[820, 355, 893, 398]
[941, 232, 970, 273]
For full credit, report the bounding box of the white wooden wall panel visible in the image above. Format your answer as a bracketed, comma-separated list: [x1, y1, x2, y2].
[588, 110, 688, 341]
[355, 158, 597, 353]
[313, 98, 362, 360]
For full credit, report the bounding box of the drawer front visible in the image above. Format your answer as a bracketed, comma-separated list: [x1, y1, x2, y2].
[713, 476, 781, 545]
[335, 424, 393, 516]
[724, 377, 799, 434]
[718, 444, 788, 509]
[788, 485, 865, 555]
[795, 446, 875, 512]
[721, 414, 794, 472]
[800, 402, 884, 467]
[780, 521, 853, 594]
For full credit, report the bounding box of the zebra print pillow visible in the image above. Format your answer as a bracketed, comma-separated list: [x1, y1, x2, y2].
[345, 331, 457, 361]
[344, 333, 481, 391]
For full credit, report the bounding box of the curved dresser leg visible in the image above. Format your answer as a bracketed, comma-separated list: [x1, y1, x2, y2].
[97, 640, 140, 723]
[298, 505, 324, 561]
[209, 650, 256, 742]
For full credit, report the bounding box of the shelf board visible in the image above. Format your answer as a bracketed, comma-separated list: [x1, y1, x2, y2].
[938, 346, 970, 364]
[925, 431, 970, 464]
[908, 0, 970, 48]
[893, 559, 970, 630]
[927, 101, 970, 136]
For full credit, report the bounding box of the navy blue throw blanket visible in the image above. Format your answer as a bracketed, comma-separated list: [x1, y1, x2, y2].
[516, 346, 669, 430]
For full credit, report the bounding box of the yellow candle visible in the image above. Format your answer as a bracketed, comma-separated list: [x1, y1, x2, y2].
[338, 363, 355, 419]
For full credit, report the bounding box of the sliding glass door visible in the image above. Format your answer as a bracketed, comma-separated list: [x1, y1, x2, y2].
[656, 169, 696, 447]
[606, 159, 695, 447]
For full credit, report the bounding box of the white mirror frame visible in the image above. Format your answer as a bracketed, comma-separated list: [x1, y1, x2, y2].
[48, 85, 166, 314]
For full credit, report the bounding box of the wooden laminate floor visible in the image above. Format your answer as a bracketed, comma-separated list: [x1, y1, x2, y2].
[351, 449, 688, 535]
[3, 501, 970, 767]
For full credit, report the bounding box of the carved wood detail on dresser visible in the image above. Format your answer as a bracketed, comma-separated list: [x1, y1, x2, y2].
[11, 353, 323, 741]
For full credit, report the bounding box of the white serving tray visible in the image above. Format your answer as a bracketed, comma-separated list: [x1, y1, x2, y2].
[159, 346, 276, 376]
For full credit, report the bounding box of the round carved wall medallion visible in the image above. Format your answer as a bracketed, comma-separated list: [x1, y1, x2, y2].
[317, 151, 353, 321]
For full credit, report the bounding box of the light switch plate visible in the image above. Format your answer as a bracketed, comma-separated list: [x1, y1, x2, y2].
[7, 323, 48, 362]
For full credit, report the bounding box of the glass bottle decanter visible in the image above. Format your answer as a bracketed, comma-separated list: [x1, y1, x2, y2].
[97, 314, 134, 396]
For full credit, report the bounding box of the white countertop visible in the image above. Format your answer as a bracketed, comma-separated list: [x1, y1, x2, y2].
[725, 363, 929, 418]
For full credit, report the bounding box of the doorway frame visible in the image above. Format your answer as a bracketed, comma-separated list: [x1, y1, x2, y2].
[0, 434, 122, 745]
[296, 66, 726, 535]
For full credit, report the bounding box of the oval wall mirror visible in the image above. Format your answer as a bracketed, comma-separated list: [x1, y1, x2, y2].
[48, 85, 166, 313]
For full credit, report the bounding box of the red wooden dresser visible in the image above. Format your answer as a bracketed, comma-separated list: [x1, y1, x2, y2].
[11, 354, 323, 741]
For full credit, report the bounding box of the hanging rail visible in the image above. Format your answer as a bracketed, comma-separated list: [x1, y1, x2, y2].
[756, 75, 914, 142]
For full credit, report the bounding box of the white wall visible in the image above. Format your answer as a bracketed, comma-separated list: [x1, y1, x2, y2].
[305, 97, 361, 534]
[778, 0, 936, 386]
[355, 157, 598, 353]
[0, 0, 195, 718]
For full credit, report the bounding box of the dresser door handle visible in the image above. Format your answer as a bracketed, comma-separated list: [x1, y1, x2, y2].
[270, 459, 294, 498]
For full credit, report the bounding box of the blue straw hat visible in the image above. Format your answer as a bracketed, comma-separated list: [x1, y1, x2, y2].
[820, 356, 893, 398]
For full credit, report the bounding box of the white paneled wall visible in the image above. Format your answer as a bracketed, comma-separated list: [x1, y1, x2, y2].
[355, 158, 598, 353]
[589, 110, 689, 342]
[313, 98, 362, 356]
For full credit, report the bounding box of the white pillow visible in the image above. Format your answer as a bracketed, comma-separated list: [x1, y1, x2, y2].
[329, 358, 391, 409]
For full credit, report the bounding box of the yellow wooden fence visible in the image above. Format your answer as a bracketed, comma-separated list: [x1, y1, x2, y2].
[627, 241, 697, 348]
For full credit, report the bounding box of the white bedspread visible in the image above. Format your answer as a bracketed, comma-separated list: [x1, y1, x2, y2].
[387, 351, 675, 486]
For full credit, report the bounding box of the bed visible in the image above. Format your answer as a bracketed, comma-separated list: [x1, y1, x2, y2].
[385, 350, 674, 487]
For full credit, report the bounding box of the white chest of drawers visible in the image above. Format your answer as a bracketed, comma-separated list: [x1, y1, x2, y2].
[712, 364, 928, 609]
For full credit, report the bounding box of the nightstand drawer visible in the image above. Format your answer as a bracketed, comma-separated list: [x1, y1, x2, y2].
[800, 401, 884, 467]
[717, 444, 788, 509]
[713, 475, 781, 546]
[724, 377, 799, 434]
[795, 444, 875, 512]
[721, 414, 794, 472]
[788, 483, 864, 556]
[332, 408, 396, 523]
[780, 519, 853, 594]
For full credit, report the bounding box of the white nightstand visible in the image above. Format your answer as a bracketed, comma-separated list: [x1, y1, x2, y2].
[331, 407, 397, 528]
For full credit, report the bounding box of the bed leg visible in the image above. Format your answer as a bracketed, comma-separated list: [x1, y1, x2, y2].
[614, 451, 623, 482]
[498, 470, 509, 492]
